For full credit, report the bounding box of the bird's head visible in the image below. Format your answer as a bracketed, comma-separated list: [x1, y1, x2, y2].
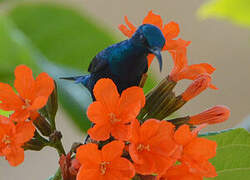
[131, 24, 165, 71]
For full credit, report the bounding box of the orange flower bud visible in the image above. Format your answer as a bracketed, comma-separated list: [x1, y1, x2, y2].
[189, 105, 230, 125]
[182, 74, 211, 101]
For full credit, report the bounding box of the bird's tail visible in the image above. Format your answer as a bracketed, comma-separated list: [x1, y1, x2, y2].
[60, 75, 90, 85]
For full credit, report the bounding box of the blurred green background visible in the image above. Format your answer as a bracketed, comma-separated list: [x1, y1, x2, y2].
[0, 0, 250, 179]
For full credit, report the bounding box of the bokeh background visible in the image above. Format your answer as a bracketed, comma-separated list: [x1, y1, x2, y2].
[0, 0, 250, 179]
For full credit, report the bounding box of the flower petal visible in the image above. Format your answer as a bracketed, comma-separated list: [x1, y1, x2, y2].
[14, 121, 35, 145]
[88, 123, 111, 141]
[5, 145, 24, 167]
[10, 110, 30, 122]
[184, 137, 217, 161]
[0, 115, 11, 124]
[209, 83, 218, 90]
[143, 10, 163, 30]
[77, 167, 101, 180]
[129, 119, 140, 143]
[118, 24, 133, 38]
[76, 143, 101, 167]
[111, 123, 130, 141]
[182, 156, 217, 177]
[124, 16, 136, 35]
[0, 116, 15, 140]
[163, 21, 180, 39]
[139, 119, 160, 142]
[153, 154, 175, 175]
[0, 82, 24, 111]
[189, 63, 215, 75]
[169, 48, 188, 78]
[111, 157, 135, 178]
[93, 78, 119, 113]
[14, 65, 35, 100]
[182, 74, 211, 101]
[174, 125, 194, 146]
[134, 152, 155, 175]
[87, 102, 109, 124]
[148, 121, 177, 156]
[178, 66, 207, 81]
[118, 15, 137, 39]
[29, 96, 48, 110]
[129, 143, 143, 164]
[102, 141, 124, 162]
[147, 54, 155, 67]
[32, 72, 55, 100]
[162, 164, 203, 180]
[118, 86, 145, 123]
[164, 38, 191, 51]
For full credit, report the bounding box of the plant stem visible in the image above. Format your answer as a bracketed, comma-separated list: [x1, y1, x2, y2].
[55, 140, 66, 156]
[48, 131, 66, 156]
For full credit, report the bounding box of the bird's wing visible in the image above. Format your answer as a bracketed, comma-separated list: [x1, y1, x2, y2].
[88, 40, 127, 73]
[88, 55, 108, 73]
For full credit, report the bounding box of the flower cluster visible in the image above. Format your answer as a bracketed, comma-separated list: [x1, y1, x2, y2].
[73, 11, 231, 180]
[74, 77, 228, 180]
[0, 65, 55, 166]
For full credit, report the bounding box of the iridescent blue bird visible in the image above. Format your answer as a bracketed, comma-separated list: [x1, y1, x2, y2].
[61, 24, 165, 98]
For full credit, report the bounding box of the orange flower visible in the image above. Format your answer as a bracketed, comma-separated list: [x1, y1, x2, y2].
[173, 125, 217, 178]
[0, 65, 55, 122]
[189, 105, 230, 125]
[129, 119, 179, 175]
[76, 141, 135, 180]
[169, 48, 217, 89]
[119, 10, 191, 66]
[159, 164, 203, 180]
[0, 115, 35, 166]
[87, 78, 145, 141]
[182, 74, 211, 101]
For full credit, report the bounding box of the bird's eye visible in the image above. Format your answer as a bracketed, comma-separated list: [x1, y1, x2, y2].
[139, 34, 144, 40]
[139, 34, 147, 43]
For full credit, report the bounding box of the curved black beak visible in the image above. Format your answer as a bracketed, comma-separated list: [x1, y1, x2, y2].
[149, 48, 163, 72]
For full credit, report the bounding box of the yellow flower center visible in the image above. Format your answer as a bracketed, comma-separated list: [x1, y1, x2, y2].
[99, 161, 110, 175]
[109, 113, 120, 124]
[137, 144, 150, 152]
[22, 99, 31, 110]
[2, 135, 11, 145]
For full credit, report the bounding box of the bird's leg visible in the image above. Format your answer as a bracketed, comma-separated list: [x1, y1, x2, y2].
[139, 73, 148, 88]
[84, 134, 90, 144]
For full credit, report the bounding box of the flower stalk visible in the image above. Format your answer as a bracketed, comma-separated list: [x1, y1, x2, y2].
[49, 131, 66, 156]
[33, 115, 52, 137]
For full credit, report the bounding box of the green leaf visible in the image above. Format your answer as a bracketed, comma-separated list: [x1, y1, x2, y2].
[198, 0, 250, 27]
[205, 128, 250, 179]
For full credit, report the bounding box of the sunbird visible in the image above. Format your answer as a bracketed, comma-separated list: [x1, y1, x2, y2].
[61, 24, 165, 98]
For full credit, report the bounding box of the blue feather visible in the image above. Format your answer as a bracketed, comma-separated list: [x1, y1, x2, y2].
[62, 24, 165, 99]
